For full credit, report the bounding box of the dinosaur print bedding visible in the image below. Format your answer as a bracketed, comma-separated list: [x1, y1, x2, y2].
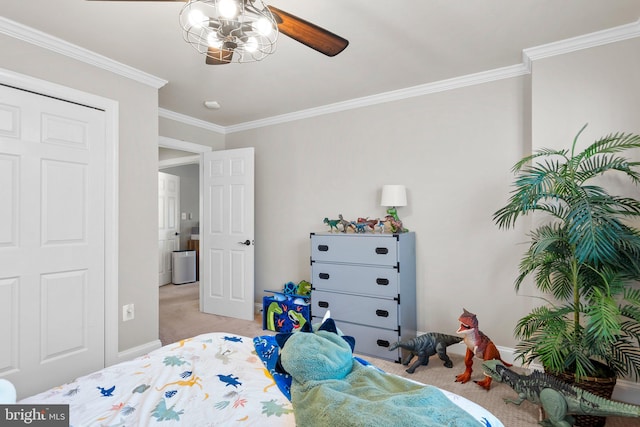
[20, 331, 503, 426]
[19, 333, 294, 426]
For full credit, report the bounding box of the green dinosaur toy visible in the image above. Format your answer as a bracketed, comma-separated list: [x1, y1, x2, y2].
[296, 280, 312, 296]
[266, 301, 284, 331]
[389, 332, 462, 373]
[482, 360, 640, 427]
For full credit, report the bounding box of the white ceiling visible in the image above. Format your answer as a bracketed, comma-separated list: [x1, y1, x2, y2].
[2, 1, 640, 129]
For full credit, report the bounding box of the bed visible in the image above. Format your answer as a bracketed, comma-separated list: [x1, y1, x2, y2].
[19, 332, 504, 426]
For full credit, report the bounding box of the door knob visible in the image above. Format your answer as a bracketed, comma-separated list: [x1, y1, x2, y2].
[174, 232, 179, 236]
[238, 240, 251, 246]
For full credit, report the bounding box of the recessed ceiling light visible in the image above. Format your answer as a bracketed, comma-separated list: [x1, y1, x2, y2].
[203, 101, 221, 110]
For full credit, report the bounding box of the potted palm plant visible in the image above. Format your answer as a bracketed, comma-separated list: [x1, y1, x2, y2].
[493, 124, 640, 426]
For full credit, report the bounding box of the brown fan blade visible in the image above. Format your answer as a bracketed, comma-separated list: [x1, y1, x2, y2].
[267, 6, 348, 57]
[206, 47, 233, 65]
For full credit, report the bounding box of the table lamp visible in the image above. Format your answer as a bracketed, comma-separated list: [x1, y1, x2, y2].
[380, 185, 407, 222]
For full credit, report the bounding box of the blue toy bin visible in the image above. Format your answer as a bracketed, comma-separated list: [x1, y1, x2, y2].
[262, 290, 311, 333]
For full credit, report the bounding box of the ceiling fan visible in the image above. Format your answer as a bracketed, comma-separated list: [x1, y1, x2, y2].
[87, 0, 349, 64]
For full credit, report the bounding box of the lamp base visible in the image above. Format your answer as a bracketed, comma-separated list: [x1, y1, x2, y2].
[386, 207, 399, 222]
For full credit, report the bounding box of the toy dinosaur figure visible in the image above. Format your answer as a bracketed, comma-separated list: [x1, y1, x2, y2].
[338, 214, 354, 233]
[389, 332, 463, 373]
[482, 360, 640, 426]
[323, 217, 340, 232]
[384, 214, 407, 233]
[455, 308, 511, 390]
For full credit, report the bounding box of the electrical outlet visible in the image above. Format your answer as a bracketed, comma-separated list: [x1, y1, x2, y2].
[122, 304, 135, 321]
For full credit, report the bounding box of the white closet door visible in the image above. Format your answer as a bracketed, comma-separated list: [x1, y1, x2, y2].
[0, 84, 105, 398]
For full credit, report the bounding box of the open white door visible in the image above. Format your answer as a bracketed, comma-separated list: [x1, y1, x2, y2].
[200, 148, 255, 321]
[158, 172, 180, 286]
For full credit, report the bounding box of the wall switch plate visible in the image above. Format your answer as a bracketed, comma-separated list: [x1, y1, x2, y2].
[122, 304, 135, 321]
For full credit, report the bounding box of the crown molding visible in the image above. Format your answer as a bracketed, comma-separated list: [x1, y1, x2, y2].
[158, 135, 212, 153]
[522, 18, 640, 71]
[0, 16, 167, 89]
[159, 108, 227, 134]
[225, 63, 529, 134]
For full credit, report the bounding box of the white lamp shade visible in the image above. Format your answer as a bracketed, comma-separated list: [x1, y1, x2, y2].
[380, 185, 407, 207]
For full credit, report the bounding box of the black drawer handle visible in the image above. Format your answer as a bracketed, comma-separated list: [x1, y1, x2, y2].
[375, 247, 389, 255]
[319, 273, 330, 280]
[318, 301, 329, 308]
[377, 340, 390, 348]
[375, 309, 389, 317]
[376, 278, 389, 286]
[318, 245, 329, 252]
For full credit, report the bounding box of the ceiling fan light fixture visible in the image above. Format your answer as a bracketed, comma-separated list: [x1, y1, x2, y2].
[187, 9, 208, 29]
[206, 33, 222, 48]
[217, 0, 238, 19]
[180, 0, 278, 64]
[253, 17, 273, 36]
[245, 36, 258, 52]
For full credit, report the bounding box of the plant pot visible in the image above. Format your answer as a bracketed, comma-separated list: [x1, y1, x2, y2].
[545, 362, 617, 427]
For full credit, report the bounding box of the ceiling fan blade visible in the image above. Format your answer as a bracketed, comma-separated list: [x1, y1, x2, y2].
[206, 47, 233, 65]
[267, 6, 348, 57]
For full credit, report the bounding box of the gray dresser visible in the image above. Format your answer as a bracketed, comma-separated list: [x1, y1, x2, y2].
[310, 232, 416, 362]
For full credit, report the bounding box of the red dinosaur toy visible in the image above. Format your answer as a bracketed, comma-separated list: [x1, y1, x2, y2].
[454, 308, 511, 390]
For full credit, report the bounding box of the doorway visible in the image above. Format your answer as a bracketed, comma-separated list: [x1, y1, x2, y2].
[158, 140, 256, 323]
[158, 137, 210, 318]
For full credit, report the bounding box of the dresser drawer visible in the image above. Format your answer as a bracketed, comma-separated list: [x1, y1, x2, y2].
[311, 234, 398, 266]
[311, 263, 398, 298]
[311, 318, 401, 361]
[312, 290, 398, 330]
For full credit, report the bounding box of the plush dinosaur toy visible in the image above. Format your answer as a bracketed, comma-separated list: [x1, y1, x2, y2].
[274, 318, 483, 427]
[455, 308, 511, 390]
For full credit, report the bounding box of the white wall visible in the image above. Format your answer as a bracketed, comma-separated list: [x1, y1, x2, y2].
[532, 37, 640, 143]
[225, 76, 529, 347]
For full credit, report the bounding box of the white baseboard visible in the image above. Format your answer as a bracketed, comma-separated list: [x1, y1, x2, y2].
[420, 333, 640, 405]
[255, 302, 263, 315]
[113, 339, 162, 366]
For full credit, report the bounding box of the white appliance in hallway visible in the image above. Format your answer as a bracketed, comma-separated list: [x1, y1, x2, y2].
[172, 250, 196, 284]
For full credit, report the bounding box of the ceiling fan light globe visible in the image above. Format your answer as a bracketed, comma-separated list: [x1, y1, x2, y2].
[206, 33, 222, 48]
[244, 36, 258, 52]
[218, 0, 238, 19]
[253, 17, 273, 36]
[187, 9, 208, 29]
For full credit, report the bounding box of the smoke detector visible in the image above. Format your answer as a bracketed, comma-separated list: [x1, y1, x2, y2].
[203, 101, 221, 110]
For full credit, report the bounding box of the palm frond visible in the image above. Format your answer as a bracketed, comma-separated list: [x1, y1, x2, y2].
[511, 148, 569, 173]
[577, 154, 640, 184]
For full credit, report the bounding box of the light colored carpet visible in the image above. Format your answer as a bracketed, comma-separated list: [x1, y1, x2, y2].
[159, 282, 640, 427]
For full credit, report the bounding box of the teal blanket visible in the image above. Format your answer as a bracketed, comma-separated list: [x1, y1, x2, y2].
[274, 319, 482, 427]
